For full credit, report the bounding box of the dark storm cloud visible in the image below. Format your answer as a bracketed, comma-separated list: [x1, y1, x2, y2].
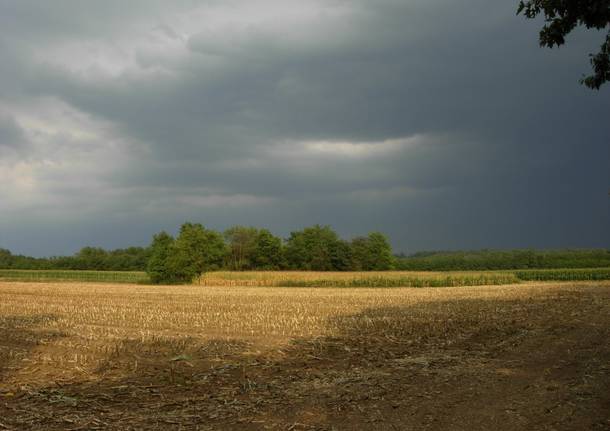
[0, 0, 608, 256]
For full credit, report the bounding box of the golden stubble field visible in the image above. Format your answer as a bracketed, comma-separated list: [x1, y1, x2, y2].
[1, 281, 609, 430]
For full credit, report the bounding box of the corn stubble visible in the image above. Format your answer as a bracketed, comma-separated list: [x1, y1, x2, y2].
[1, 280, 609, 430]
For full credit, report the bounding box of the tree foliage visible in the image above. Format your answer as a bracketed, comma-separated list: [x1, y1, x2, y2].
[168, 222, 226, 282]
[396, 249, 610, 271]
[224, 226, 259, 270]
[351, 232, 395, 270]
[518, 0, 610, 89]
[251, 229, 284, 270]
[0, 246, 150, 271]
[284, 225, 351, 271]
[146, 231, 176, 284]
[224, 226, 285, 270]
[146, 223, 227, 284]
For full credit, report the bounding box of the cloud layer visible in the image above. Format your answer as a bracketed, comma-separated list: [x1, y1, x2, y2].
[0, 1, 608, 256]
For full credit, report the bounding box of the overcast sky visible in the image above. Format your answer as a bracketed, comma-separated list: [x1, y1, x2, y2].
[0, 1, 608, 256]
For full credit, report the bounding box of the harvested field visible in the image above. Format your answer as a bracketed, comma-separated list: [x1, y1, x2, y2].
[1, 281, 609, 430]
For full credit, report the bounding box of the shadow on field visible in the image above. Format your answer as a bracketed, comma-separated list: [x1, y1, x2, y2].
[1, 290, 610, 431]
[0, 314, 64, 384]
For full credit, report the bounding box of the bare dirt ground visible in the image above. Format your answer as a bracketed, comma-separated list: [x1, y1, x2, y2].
[0, 281, 609, 430]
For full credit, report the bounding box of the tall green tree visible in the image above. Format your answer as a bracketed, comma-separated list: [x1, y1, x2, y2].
[251, 229, 284, 270]
[350, 232, 394, 270]
[146, 231, 176, 284]
[350, 237, 371, 271]
[284, 225, 351, 271]
[518, 0, 610, 89]
[169, 222, 226, 282]
[366, 232, 394, 270]
[332, 239, 353, 271]
[224, 226, 259, 270]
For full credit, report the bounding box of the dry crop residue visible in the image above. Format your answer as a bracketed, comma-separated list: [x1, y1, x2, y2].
[0, 281, 609, 430]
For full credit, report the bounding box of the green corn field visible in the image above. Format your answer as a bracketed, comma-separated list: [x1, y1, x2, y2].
[514, 268, 610, 281]
[0, 270, 149, 284]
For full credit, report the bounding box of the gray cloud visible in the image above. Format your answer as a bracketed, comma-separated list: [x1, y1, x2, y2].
[0, 113, 26, 153]
[0, 0, 608, 256]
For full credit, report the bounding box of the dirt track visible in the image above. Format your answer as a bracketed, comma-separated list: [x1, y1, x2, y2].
[1, 282, 609, 430]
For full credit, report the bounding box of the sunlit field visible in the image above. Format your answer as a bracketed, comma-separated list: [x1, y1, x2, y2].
[199, 270, 520, 287]
[200, 269, 610, 287]
[2, 269, 609, 287]
[1, 280, 609, 430]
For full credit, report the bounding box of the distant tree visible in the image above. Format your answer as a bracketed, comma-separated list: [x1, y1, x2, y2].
[0, 248, 13, 268]
[284, 225, 350, 271]
[75, 247, 109, 270]
[146, 231, 176, 284]
[350, 237, 370, 271]
[168, 222, 226, 282]
[394, 249, 610, 271]
[107, 247, 151, 271]
[350, 232, 394, 270]
[251, 229, 284, 270]
[333, 239, 353, 271]
[224, 226, 259, 270]
[366, 232, 395, 270]
[517, 0, 610, 89]
[2, 249, 32, 268]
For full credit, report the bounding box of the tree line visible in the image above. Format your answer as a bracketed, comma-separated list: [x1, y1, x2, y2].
[0, 223, 395, 282]
[0, 246, 150, 271]
[147, 223, 394, 284]
[395, 249, 610, 271]
[2, 224, 609, 282]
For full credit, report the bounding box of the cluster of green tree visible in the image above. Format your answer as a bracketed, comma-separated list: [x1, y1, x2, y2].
[0, 248, 46, 269]
[54, 247, 152, 271]
[0, 247, 150, 271]
[396, 249, 610, 271]
[147, 223, 394, 284]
